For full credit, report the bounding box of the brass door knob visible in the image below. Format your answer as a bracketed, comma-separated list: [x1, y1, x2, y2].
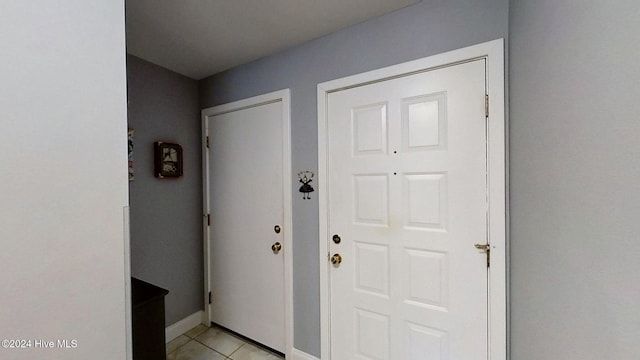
[330, 253, 342, 265]
[272, 242, 282, 254]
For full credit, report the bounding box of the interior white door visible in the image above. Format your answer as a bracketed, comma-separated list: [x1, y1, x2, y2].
[206, 100, 285, 352]
[327, 59, 488, 359]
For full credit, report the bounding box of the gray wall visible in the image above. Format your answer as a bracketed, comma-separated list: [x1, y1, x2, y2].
[509, 1, 640, 359]
[127, 55, 203, 325]
[135, 0, 640, 357]
[199, 0, 508, 355]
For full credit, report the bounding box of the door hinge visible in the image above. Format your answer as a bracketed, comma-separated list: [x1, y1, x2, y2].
[485, 94, 489, 118]
[207, 214, 211, 226]
[206, 136, 210, 148]
[487, 248, 490, 268]
[475, 244, 491, 268]
[208, 291, 212, 304]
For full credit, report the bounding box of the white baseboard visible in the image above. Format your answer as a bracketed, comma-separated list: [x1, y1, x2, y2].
[291, 348, 320, 360]
[165, 310, 206, 343]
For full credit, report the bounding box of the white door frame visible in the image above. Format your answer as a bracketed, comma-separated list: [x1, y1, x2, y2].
[201, 89, 294, 357]
[317, 39, 506, 360]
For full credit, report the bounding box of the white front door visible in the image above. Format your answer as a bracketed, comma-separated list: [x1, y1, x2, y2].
[327, 59, 488, 359]
[203, 93, 290, 353]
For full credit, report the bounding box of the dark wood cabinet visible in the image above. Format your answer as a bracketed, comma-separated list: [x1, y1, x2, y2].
[131, 278, 169, 360]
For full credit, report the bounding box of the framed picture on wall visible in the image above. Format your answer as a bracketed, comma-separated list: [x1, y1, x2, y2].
[154, 141, 183, 178]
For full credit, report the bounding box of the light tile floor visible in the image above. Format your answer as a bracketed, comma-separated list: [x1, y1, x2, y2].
[167, 324, 284, 360]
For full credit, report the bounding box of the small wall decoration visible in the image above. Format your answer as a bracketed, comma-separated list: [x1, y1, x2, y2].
[154, 141, 183, 178]
[128, 129, 134, 181]
[298, 171, 315, 200]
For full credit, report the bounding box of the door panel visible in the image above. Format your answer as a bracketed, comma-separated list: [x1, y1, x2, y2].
[328, 60, 488, 359]
[207, 100, 285, 352]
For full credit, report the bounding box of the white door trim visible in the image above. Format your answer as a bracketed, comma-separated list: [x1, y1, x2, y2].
[201, 89, 294, 357]
[317, 39, 506, 360]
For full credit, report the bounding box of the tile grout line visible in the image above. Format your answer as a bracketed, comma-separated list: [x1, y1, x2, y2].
[228, 342, 246, 359]
[171, 325, 283, 359]
[192, 337, 238, 358]
[168, 337, 233, 359]
[166, 335, 191, 356]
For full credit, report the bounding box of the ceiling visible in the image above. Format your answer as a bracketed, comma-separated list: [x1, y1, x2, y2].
[126, 0, 420, 80]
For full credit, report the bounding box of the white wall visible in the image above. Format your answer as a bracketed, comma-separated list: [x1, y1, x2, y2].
[509, 0, 640, 358]
[0, 1, 129, 359]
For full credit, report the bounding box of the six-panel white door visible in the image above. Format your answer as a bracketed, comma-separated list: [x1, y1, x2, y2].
[206, 100, 285, 352]
[327, 59, 488, 359]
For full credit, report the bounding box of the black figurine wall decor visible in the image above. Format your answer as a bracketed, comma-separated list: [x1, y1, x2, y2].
[298, 171, 315, 200]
